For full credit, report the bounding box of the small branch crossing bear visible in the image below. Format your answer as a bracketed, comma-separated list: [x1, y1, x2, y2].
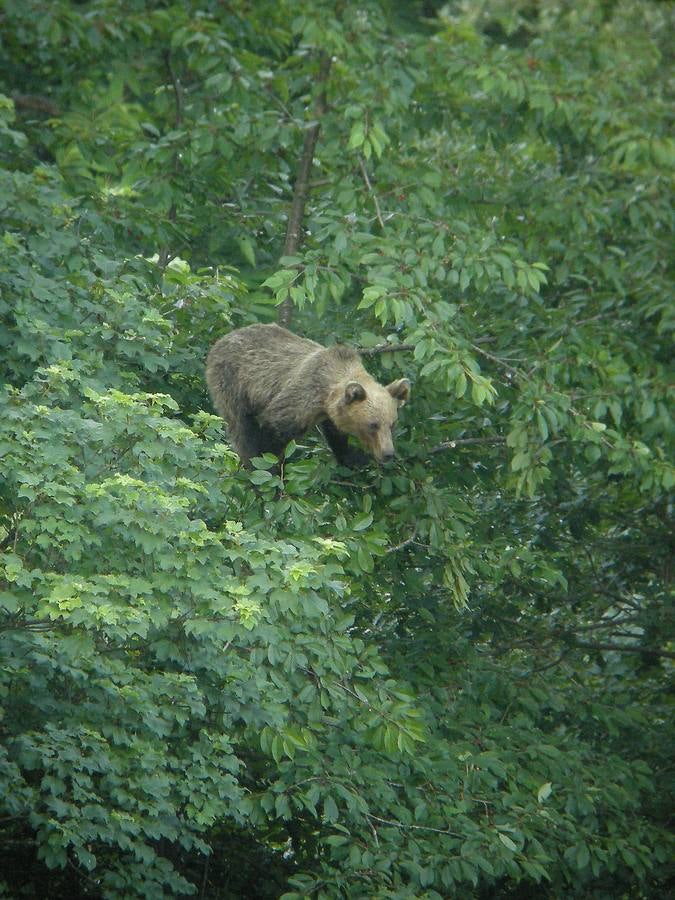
[206, 323, 410, 467]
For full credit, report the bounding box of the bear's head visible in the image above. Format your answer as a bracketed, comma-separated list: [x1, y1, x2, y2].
[331, 377, 411, 462]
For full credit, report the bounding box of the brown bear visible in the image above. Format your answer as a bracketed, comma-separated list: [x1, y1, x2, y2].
[206, 323, 410, 467]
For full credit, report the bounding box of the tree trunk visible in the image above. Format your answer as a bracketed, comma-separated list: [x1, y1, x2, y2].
[277, 52, 331, 329]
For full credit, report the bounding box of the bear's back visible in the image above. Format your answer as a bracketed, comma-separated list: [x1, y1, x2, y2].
[206, 324, 332, 420]
[209, 323, 321, 368]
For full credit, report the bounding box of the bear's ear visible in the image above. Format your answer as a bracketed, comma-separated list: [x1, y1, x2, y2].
[344, 381, 366, 404]
[387, 378, 411, 406]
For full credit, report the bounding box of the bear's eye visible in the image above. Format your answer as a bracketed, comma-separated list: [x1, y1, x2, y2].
[368, 422, 380, 433]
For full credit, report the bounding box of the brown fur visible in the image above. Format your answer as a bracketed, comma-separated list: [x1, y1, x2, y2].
[205, 323, 410, 466]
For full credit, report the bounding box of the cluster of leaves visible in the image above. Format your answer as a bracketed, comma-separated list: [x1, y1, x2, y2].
[0, 0, 672, 897]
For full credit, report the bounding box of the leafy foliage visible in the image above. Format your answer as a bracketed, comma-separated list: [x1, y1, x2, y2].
[0, 1, 672, 897]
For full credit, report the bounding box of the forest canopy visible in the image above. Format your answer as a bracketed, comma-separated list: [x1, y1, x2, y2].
[0, 1, 673, 897]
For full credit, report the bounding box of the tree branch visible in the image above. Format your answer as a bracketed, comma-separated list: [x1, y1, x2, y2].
[164, 49, 183, 127]
[366, 814, 464, 839]
[526, 649, 569, 675]
[386, 525, 418, 554]
[430, 437, 506, 453]
[359, 342, 416, 355]
[575, 642, 675, 660]
[277, 52, 332, 329]
[469, 341, 522, 380]
[358, 155, 385, 229]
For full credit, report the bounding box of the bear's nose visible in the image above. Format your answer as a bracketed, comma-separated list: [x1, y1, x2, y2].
[380, 450, 395, 463]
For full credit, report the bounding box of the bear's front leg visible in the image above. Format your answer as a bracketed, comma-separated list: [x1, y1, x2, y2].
[232, 414, 286, 467]
[319, 421, 369, 468]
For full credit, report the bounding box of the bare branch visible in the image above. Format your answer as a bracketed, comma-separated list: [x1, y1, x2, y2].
[526, 650, 569, 675]
[164, 50, 183, 126]
[366, 814, 464, 839]
[358, 156, 385, 229]
[575, 642, 675, 660]
[386, 525, 418, 554]
[430, 437, 506, 454]
[469, 341, 522, 380]
[572, 616, 639, 632]
[359, 342, 416, 356]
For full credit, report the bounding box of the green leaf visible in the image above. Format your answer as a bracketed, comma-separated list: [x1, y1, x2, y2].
[455, 370, 467, 398]
[348, 123, 365, 150]
[351, 512, 373, 532]
[249, 469, 275, 484]
[499, 833, 518, 853]
[537, 782, 552, 803]
[323, 796, 339, 823]
[237, 237, 256, 267]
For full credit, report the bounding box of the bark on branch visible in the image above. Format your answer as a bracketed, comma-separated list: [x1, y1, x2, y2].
[277, 52, 332, 329]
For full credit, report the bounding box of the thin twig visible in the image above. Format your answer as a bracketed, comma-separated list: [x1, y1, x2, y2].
[359, 342, 416, 356]
[366, 815, 380, 848]
[386, 525, 418, 554]
[164, 49, 183, 126]
[575, 642, 675, 660]
[526, 650, 569, 675]
[358, 156, 385, 229]
[366, 814, 464, 839]
[572, 616, 638, 632]
[430, 437, 506, 453]
[469, 342, 522, 380]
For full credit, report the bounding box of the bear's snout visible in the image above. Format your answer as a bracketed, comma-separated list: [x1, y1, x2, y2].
[368, 426, 396, 463]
